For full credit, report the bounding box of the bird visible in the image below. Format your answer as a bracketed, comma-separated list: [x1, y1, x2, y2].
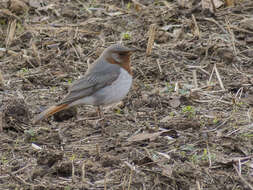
[33, 44, 136, 124]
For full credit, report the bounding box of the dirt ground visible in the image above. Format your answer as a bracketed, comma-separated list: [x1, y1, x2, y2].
[1, 0, 253, 189]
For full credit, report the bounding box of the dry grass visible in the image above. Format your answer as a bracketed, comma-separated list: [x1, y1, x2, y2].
[0, 0, 253, 189]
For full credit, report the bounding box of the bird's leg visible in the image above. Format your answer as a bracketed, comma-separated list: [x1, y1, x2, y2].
[97, 106, 104, 119]
[96, 106, 106, 134]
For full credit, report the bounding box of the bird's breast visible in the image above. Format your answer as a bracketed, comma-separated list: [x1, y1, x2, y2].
[93, 68, 132, 105]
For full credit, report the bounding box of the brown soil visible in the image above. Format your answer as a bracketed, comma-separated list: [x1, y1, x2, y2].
[1, 0, 253, 189]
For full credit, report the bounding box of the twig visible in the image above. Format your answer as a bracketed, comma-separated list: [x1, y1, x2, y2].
[235, 87, 243, 99]
[192, 14, 200, 37]
[190, 83, 217, 92]
[174, 82, 179, 94]
[146, 24, 156, 55]
[230, 25, 253, 34]
[6, 19, 17, 47]
[72, 159, 75, 182]
[210, 0, 216, 13]
[192, 70, 198, 89]
[104, 172, 107, 190]
[26, 25, 100, 35]
[124, 161, 136, 172]
[122, 173, 127, 190]
[156, 60, 162, 73]
[186, 65, 210, 75]
[127, 168, 133, 190]
[225, 17, 238, 57]
[208, 64, 215, 85]
[31, 41, 41, 66]
[213, 64, 225, 90]
[82, 161, 86, 183]
[196, 180, 202, 190]
[206, 142, 212, 167]
[233, 163, 253, 190]
[0, 69, 3, 88]
[203, 18, 227, 34]
[132, 0, 146, 8]
[96, 144, 101, 157]
[0, 112, 2, 132]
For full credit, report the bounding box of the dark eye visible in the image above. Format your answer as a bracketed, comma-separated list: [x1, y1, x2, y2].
[118, 53, 125, 56]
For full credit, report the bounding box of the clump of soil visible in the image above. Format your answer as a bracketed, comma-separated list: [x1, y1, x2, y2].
[53, 107, 77, 122]
[2, 98, 31, 132]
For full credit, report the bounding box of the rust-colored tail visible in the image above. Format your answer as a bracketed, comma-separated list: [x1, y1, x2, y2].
[33, 104, 69, 124]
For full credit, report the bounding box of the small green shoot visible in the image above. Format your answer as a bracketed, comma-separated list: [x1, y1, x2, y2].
[25, 129, 36, 137]
[115, 108, 122, 114]
[127, 2, 131, 10]
[1, 155, 8, 165]
[67, 78, 72, 84]
[165, 83, 174, 93]
[122, 32, 131, 40]
[21, 68, 29, 73]
[24, 129, 37, 142]
[213, 118, 219, 124]
[69, 154, 76, 161]
[64, 186, 71, 190]
[182, 106, 196, 118]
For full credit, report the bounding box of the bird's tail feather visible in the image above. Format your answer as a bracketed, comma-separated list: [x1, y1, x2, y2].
[33, 104, 69, 124]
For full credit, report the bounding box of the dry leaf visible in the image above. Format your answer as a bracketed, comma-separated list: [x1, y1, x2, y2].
[177, 0, 192, 8]
[191, 14, 200, 37]
[6, 19, 17, 47]
[173, 28, 184, 40]
[239, 18, 253, 31]
[224, 0, 235, 6]
[213, 0, 224, 8]
[217, 48, 234, 62]
[161, 165, 172, 177]
[105, 11, 124, 16]
[169, 97, 181, 108]
[29, 0, 46, 8]
[132, 0, 146, 12]
[160, 115, 172, 123]
[0, 8, 20, 20]
[202, 0, 223, 12]
[9, 0, 29, 14]
[0, 70, 3, 88]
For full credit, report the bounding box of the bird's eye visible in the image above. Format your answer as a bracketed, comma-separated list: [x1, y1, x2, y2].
[118, 53, 125, 56]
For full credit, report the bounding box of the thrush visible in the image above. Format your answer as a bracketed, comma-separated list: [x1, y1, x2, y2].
[33, 44, 135, 123]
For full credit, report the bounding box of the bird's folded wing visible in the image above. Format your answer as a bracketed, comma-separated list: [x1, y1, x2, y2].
[58, 70, 120, 105]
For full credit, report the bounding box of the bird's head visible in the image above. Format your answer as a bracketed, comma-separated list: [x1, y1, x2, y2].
[102, 44, 136, 74]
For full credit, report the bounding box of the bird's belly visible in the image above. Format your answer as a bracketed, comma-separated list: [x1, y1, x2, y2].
[94, 69, 132, 105]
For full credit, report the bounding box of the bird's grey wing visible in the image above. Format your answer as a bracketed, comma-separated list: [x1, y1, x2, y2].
[58, 69, 120, 105]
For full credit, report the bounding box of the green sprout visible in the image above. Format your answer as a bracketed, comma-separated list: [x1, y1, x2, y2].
[69, 154, 76, 161]
[25, 129, 36, 137]
[127, 2, 131, 10]
[24, 129, 37, 142]
[122, 32, 131, 40]
[165, 83, 175, 93]
[67, 78, 72, 84]
[115, 108, 122, 114]
[213, 118, 219, 124]
[21, 68, 29, 73]
[182, 106, 196, 118]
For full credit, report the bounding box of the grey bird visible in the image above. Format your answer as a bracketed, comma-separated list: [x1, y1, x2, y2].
[33, 44, 135, 123]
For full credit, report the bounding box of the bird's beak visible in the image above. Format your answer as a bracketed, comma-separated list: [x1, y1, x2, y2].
[128, 47, 138, 52]
[122, 47, 138, 55]
[119, 47, 138, 53]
